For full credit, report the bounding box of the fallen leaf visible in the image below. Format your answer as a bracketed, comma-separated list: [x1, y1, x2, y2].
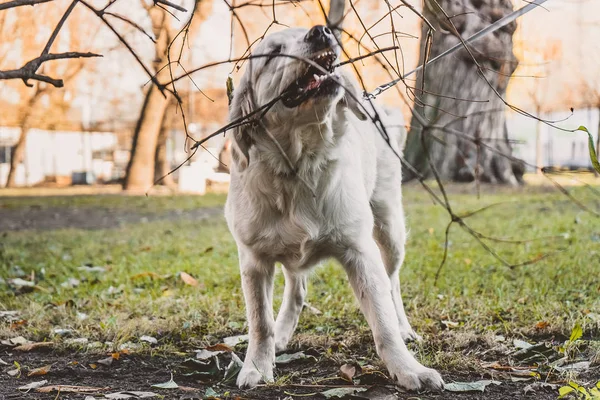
[441, 320, 459, 329]
[140, 335, 158, 345]
[61, 278, 81, 288]
[89, 363, 98, 369]
[7, 368, 20, 377]
[97, 356, 114, 367]
[180, 357, 221, 378]
[37, 385, 107, 393]
[18, 380, 48, 391]
[130, 271, 161, 280]
[0, 357, 7, 365]
[349, 386, 397, 400]
[53, 328, 72, 336]
[275, 351, 314, 364]
[339, 364, 357, 381]
[221, 352, 243, 384]
[151, 374, 178, 389]
[9, 278, 35, 288]
[513, 339, 532, 350]
[1, 336, 30, 346]
[444, 380, 501, 392]
[180, 272, 199, 287]
[27, 364, 52, 377]
[321, 387, 367, 398]
[303, 302, 322, 315]
[206, 343, 233, 352]
[14, 341, 54, 352]
[204, 387, 219, 398]
[10, 319, 27, 329]
[223, 334, 248, 347]
[555, 361, 591, 372]
[65, 337, 89, 345]
[523, 382, 559, 395]
[535, 321, 550, 329]
[78, 265, 107, 273]
[195, 349, 224, 360]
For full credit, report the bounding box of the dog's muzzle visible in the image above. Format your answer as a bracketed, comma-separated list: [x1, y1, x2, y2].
[281, 25, 340, 108]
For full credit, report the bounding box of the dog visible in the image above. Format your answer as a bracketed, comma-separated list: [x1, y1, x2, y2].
[224, 25, 443, 391]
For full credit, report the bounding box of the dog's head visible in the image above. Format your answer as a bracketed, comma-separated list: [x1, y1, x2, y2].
[229, 25, 367, 171]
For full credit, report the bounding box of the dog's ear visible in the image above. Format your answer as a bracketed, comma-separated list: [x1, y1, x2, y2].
[340, 72, 368, 121]
[228, 80, 253, 171]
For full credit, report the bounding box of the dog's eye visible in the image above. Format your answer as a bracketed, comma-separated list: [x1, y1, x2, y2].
[271, 45, 282, 55]
[264, 45, 282, 66]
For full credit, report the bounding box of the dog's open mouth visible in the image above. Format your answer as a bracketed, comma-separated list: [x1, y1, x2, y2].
[281, 48, 339, 108]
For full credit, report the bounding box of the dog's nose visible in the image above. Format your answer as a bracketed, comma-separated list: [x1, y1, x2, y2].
[304, 25, 334, 45]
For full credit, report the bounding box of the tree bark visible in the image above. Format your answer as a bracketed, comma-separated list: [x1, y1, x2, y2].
[404, 0, 524, 184]
[5, 84, 46, 187]
[123, 7, 171, 192]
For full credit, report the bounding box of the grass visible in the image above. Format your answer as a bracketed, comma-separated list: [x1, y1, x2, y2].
[1, 182, 599, 372]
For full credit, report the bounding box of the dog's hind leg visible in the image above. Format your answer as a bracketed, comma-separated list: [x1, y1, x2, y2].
[340, 238, 443, 391]
[236, 248, 276, 389]
[274, 266, 307, 352]
[373, 202, 421, 343]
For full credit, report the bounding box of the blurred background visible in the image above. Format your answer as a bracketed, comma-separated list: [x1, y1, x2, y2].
[0, 0, 598, 192]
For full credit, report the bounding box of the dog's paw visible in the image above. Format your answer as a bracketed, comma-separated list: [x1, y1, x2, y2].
[392, 366, 444, 392]
[236, 364, 274, 389]
[236, 367, 263, 389]
[400, 329, 422, 343]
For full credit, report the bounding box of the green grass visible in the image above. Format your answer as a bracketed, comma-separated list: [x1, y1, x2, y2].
[0, 184, 599, 369]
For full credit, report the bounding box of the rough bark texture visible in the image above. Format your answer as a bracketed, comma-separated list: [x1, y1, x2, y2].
[404, 0, 524, 184]
[123, 7, 171, 192]
[5, 85, 45, 187]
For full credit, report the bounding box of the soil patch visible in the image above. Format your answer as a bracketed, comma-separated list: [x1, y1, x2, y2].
[0, 351, 562, 400]
[0, 206, 222, 232]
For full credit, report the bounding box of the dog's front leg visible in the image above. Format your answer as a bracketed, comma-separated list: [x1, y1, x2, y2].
[237, 249, 276, 389]
[274, 266, 307, 352]
[340, 239, 444, 391]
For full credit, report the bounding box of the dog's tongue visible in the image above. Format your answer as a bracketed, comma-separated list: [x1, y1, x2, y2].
[305, 74, 323, 91]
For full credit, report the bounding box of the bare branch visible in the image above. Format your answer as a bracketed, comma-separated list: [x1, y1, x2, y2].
[0, 0, 53, 10]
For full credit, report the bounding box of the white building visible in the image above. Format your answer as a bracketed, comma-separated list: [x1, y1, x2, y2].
[0, 127, 118, 187]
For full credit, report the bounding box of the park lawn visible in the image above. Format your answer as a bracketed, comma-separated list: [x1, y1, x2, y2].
[0, 182, 599, 374]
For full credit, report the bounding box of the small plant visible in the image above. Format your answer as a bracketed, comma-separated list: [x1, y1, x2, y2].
[558, 381, 600, 399]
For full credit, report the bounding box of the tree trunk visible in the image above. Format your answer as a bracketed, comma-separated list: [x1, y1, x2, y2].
[123, 8, 171, 192]
[5, 84, 45, 187]
[404, 0, 524, 184]
[5, 127, 28, 187]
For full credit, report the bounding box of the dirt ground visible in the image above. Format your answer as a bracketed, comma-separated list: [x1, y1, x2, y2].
[0, 205, 222, 232]
[0, 350, 563, 400]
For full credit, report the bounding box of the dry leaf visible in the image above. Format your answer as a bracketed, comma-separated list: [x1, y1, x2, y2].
[180, 272, 199, 287]
[111, 352, 121, 360]
[535, 321, 549, 329]
[206, 343, 233, 352]
[27, 364, 52, 377]
[97, 356, 114, 367]
[18, 380, 48, 391]
[89, 364, 98, 369]
[131, 272, 161, 280]
[37, 385, 107, 393]
[14, 342, 54, 352]
[339, 363, 357, 381]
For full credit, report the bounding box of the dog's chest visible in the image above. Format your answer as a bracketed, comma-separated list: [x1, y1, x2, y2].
[230, 172, 352, 269]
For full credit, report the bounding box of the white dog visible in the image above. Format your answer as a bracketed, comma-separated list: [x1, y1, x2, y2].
[224, 25, 443, 391]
